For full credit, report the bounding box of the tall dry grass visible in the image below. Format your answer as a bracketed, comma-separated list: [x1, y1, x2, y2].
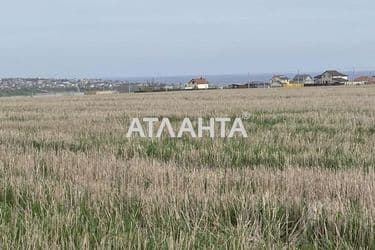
[1, 86, 375, 248]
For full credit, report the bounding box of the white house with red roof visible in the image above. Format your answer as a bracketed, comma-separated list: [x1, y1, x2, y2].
[185, 77, 209, 90]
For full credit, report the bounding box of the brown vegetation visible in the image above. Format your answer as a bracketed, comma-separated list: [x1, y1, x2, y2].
[1, 86, 375, 248]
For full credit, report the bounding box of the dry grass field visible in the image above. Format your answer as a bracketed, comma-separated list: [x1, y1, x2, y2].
[1, 86, 375, 249]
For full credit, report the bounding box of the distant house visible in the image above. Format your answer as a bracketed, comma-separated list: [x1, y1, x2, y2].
[272, 75, 289, 84]
[185, 77, 209, 90]
[293, 74, 314, 85]
[271, 75, 289, 87]
[314, 70, 348, 85]
[353, 76, 375, 85]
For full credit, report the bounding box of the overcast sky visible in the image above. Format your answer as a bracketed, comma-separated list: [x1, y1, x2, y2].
[1, 0, 374, 78]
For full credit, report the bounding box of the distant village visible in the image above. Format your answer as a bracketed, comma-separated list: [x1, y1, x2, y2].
[1, 70, 375, 96]
[239, 70, 375, 89]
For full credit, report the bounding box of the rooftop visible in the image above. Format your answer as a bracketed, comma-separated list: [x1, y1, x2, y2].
[189, 77, 209, 85]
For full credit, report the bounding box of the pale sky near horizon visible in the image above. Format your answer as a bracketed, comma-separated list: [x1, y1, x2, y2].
[1, 0, 374, 78]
